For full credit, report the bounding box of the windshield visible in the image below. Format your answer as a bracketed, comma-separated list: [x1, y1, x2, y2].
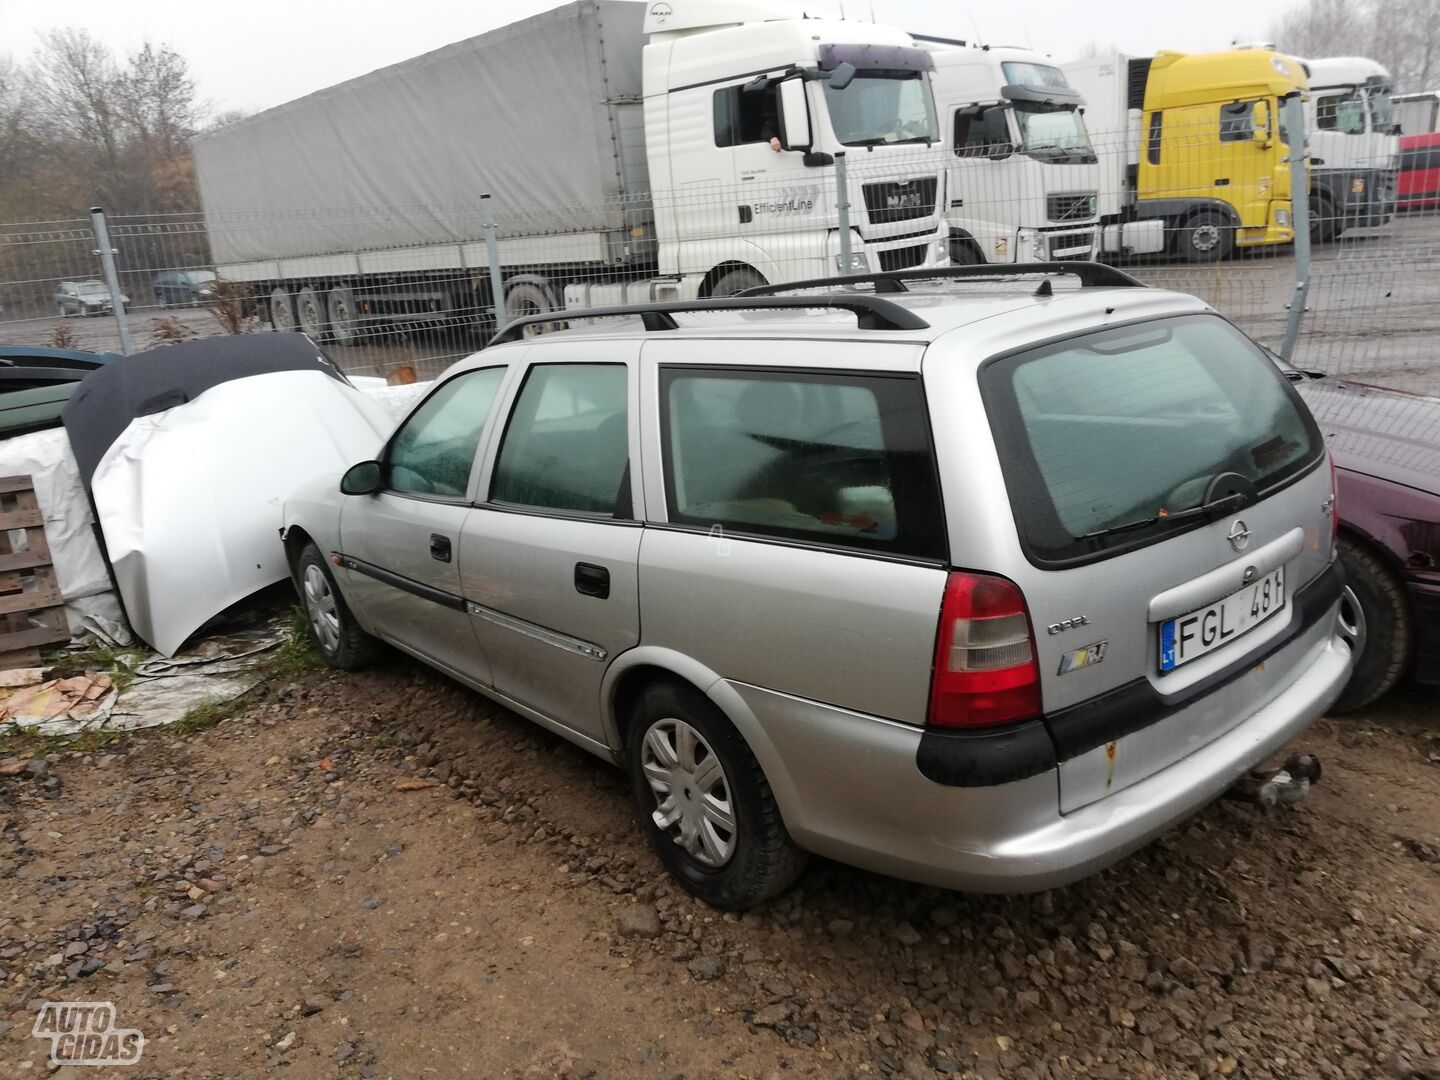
[188, 271, 217, 284]
[1368, 83, 1395, 131]
[823, 73, 938, 147]
[1014, 103, 1096, 163]
[77, 284, 108, 297]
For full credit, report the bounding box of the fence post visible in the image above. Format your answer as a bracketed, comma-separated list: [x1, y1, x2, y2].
[834, 152, 854, 274]
[1279, 94, 1311, 361]
[89, 206, 135, 356]
[480, 193, 506, 334]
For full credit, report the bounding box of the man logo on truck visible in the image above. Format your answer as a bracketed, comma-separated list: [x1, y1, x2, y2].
[649, 2, 673, 18]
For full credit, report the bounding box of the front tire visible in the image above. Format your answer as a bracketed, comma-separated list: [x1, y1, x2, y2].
[626, 681, 806, 909]
[295, 542, 381, 671]
[707, 267, 767, 297]
[1333, 536, 1412, 712]
[1177, 211, 1234, 263]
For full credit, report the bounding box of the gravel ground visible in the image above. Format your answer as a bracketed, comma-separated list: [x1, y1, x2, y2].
[1, 649, 1437, 1079]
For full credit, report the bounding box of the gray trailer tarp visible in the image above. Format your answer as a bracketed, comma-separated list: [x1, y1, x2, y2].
[193, 1, 647, 265]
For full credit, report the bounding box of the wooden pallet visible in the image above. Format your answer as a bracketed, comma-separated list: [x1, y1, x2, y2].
[0, 476, 67, 668]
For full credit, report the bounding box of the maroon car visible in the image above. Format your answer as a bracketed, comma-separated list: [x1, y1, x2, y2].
[1286, 365, 1440, 709]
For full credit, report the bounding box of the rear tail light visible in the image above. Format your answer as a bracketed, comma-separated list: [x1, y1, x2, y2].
[928, 572, 1042, 728]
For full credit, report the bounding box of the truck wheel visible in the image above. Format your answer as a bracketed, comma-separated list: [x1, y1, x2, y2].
[1333, 535, 1412, 712]
[949, 238, 984, 265]
[269, 287, 296, 332]
[505, 282, 561, 337]
[627, 680, 807, 909]
[708, 267, 766, 297]
[327, 287, 361, 346]
[1310, 192, 1338, 244]
[1177, 212, 1233, 263]
[295, 286, 329, 341]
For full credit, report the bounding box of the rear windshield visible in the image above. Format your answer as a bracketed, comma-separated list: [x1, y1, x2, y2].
[981, 314, 1324, 566]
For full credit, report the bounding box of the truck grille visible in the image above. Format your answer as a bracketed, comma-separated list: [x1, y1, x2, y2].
[877, 243, 929, 272]
[1047, 193, 1096, 223]
[862, 177, 938, 224]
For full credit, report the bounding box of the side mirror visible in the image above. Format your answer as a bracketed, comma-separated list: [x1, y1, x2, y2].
[1254, 101, 1274, 147]
[803, 151, 835, 167]
[982, 107, 1014, 160]
[778, 78, 811, 150]
[340, 460, 383, 496]
[827, 62, 856, 91]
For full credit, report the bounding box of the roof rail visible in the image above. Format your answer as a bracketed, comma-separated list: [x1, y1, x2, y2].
[487, 294, 931, 346]
[737, 261, 1146, 297]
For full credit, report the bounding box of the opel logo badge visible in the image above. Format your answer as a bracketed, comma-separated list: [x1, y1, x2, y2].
[1227, 519, 1251, 552]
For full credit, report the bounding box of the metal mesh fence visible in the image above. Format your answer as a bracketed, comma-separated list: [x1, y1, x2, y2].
[0, 119, 1432, 394]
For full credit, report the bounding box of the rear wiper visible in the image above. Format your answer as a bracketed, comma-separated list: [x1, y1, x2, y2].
[1076, 490, 1250, 543]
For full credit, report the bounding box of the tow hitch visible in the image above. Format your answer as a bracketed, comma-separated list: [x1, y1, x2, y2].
[1225, 752, 1322, 809]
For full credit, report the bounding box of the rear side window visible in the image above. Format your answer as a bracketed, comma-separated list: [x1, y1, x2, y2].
[490, 363, 629, 515]
[659, 368, 944, 559]
[981, 314, 1324, 566]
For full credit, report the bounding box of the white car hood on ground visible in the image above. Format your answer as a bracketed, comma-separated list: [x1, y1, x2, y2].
[91, 369, 393, 656]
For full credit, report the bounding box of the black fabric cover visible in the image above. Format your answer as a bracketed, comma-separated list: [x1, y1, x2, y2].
[62, 333, 345, 489]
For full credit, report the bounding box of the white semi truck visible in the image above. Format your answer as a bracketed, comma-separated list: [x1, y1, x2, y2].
[916, 39, 1100, 264]
[190, 0, 949, 344]
[1301, 56, 1399, 241]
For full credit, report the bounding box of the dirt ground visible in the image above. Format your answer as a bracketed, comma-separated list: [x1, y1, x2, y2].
[0, 647, 1437, 1080]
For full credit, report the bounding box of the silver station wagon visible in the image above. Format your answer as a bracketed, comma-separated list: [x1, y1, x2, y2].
[282, 264, 1358, 909]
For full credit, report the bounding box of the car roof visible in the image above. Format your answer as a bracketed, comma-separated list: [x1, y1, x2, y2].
[450, 282, 1212, 377]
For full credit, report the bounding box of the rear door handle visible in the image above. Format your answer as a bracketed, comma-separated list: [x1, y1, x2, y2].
[430, 534, 452, 563]
[574, 562, 610, 599]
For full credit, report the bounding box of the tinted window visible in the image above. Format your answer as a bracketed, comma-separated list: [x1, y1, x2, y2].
[491, 364, 629, 514]
[1146, 111, 1163, 164]
[982, 315, 1324, 565]
[714, 84, 781, 148]
[954, 108, 1002, 158]
[1219, 101, 1255, 142]
[660, 368, 944, 559]
[386, 367, 505, 497]
[1316, 91, 1367, 134]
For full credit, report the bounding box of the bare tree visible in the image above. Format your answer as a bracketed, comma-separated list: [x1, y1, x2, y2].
[1270, 0, 1440, 92]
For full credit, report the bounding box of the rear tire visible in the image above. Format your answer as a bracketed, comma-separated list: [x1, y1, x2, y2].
[1333, 535, 1412, 712]
[327, 286, 361, 346]
[295, 285, 329, 340]
[270, 287, 296, 332]
[1177, 211, 1233, 263]
[626, 680, 807, 910]
[295, 542, 381, 671]
[707, 267, 767, 297]
[504, 281, 561, 338]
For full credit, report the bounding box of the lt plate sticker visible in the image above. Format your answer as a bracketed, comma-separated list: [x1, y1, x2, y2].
[1059, 640, 1108, 675]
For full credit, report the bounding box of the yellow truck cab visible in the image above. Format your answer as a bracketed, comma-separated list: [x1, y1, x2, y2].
[1065, 49, 1308, 262]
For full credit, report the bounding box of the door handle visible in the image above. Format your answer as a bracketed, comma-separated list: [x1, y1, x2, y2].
[429, 534, 452, 563]
[574, 562, 610, 599]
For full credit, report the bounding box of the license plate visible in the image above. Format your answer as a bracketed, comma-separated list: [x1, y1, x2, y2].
[1159, 567, 1285, 672]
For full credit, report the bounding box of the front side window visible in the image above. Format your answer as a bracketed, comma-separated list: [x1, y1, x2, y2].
[1316, 91, 1367, 134]
[1219, 101, 1256, 142]
[661, 368, 944, 559]
[981, 315, 1324, 565]
[953, 107, 1005, 158]
[1367, 83, 1395, 131]
[386, 366, 505, 497]
[491, 364, 629, 515]
[823, 73, 938, 147]
[714, 84, 781, 148]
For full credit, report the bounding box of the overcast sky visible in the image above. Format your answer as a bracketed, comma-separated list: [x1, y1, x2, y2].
[0, 0, 1301, 118]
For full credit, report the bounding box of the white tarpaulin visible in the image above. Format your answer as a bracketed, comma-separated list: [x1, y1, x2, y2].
[0, 427, 130, 644]
[91, 368, 394, 656]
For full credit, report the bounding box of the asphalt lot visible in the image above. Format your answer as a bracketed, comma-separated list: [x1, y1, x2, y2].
[3, 211, 1438, 394]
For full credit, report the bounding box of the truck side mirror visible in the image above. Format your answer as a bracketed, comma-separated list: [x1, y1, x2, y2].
[779, 78, 811, 151]
[982, 107, 1014, 160]
[1254, 101, 1274, 147]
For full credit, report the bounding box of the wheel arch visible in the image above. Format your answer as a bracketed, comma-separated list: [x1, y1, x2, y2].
[698, 261, 765, 298]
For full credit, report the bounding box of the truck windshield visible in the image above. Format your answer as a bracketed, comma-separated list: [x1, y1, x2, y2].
[823, 73, 938, 147]
[1014, 104, 1096, 163]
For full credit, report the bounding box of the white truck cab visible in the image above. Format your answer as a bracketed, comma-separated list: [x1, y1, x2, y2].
[917, 41, 1100, 264]
[1301, 56, 1400, 241]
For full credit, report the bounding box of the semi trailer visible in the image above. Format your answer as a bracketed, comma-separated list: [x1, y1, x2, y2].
[916, 39, 1101, 264]
[1300, 56, 1398, 241]
[1062, 48, 1308, 261]
[190, 0, 950, 344]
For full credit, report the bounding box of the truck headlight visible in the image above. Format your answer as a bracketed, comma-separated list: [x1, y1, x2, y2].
[1089, 195, 1098, 215]
[1275, 209, 1291, 227]
[836, 252, 869, 274]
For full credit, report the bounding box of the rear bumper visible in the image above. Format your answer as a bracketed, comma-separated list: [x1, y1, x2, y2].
[729, 603, 1352, 895]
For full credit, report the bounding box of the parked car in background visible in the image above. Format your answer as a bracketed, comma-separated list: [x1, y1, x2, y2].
[0, 343, 117, 437]
[282, 264, 1354, 908]
[1284, 361, 1440, 709]
[1398, 133, 1440, 211]
[55, 280, 127, 317]
[153, 270, 218, 307]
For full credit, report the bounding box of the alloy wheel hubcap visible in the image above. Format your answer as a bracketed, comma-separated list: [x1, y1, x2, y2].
[641, 718, 736, 867]
[303, 564, 341, 653]
[1337, 585, 1367, 656]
